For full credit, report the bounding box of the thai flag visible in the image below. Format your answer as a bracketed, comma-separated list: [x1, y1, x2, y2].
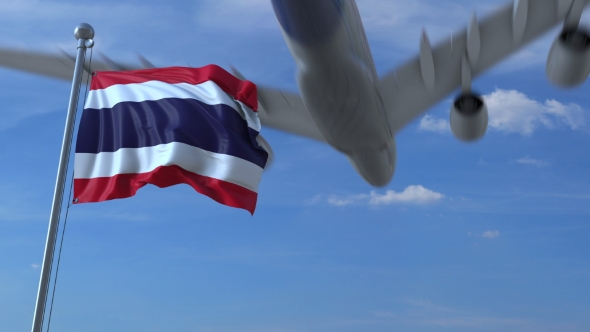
[73, 65, 268, 214]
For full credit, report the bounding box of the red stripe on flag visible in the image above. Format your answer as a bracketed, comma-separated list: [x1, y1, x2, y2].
[90, 65, 258, 111]
[74, 165, 258, 214]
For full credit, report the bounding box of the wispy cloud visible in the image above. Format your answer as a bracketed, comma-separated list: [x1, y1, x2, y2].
[469, 230, 500, 239]
[402, 298, 462, 314]
[418, 114, 449, 133]
[31, 264, 39, 269]
[417, 88, 586, 136]
[318, 185, 445, 207]
[327, 197, 358, 207]
[371, 297, 535, 329]
[516, 156, 550, 167]
[481, 230, 500, 239]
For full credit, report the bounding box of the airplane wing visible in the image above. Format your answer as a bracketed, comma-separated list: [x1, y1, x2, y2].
[0, 47, 325, 142]
[255, 87, 325, 141]
[0, 47, 144, 81]
[380, 0, 590, 134]
[1, 1, 587, 143]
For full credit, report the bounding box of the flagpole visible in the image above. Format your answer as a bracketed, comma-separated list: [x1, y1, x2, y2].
[31, 23, 94, 332]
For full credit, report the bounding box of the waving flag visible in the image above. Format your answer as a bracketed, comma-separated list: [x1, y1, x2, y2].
[73, 65, 268, 214]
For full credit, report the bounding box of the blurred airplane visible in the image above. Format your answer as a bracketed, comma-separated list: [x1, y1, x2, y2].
[0, 0, 589, 186]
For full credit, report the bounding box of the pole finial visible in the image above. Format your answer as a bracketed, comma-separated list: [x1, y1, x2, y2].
[74, 23, 94, 40]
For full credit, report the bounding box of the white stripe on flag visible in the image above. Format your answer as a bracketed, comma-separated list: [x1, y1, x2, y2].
[74, 142, 264, 192]
[85, 80, 261, 132]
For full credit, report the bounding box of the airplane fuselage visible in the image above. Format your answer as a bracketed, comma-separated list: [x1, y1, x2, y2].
[271, 0, 396, 186]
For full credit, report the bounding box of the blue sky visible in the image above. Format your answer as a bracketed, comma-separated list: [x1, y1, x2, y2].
[1, 0, 590, 331]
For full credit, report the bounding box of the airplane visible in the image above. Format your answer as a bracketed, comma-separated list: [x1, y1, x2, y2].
[0, 0, 589, 187]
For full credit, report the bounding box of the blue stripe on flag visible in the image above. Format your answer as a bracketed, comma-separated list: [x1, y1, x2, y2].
[75, 98, 268, 168]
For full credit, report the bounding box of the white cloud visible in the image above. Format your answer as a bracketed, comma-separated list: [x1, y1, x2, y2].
[418, 115, 449, 133]
[323, 185, 444, 206]
[468, 230, 501, 239]
[327, 197, 357, 206]
[418, 89, 586, 136]
[516, 156, 550, 167]
[31, 264, 40, 269]
[481, 230, 500, 239]
[325, 193, 368, 206]
[369, 185, 445, 205]
[484, 88, 585, 135]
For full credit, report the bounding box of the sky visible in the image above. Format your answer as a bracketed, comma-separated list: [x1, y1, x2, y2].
[1, 0, 590, 331]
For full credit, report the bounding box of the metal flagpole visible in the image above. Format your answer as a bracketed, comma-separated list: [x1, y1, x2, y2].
[31, 23, 94, 332]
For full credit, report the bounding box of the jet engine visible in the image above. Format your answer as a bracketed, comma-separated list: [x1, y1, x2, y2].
[546, 28, 590, 87]
[450, 93, 488, 142]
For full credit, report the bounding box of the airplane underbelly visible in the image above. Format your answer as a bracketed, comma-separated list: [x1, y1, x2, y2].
[297, 64, 396, 186]
[297, 62, 386, 149]
[273, 0, 396, 186]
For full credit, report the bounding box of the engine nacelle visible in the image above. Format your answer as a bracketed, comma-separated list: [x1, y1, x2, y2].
[546, 28, 590, 87]
[450, 93, 488, 142]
